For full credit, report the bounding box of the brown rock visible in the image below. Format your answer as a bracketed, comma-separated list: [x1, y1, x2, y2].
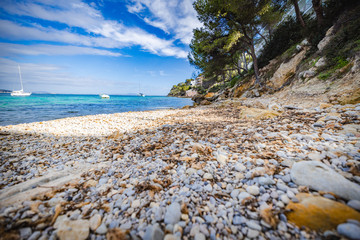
[106, 228, 128, 240]
[239, 107, 281, 120]
[270, 49, 307, 89]
[83, 180, 98, 188]
[319, 103, 332, 109]
[286, 193, 360, 231]
[56, 218, 90, 240]
[200, 100, 211, 105]
[204, 92, 215, 99]
[90, 214, 102, 231]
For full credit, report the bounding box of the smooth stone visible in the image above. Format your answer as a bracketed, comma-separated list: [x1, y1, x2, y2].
[90, 214, 102, 231]
[194, 232, 206, 240]
[246, 220, 262, 231]
[348, 200, 360, 211]
[20, 227, 32, 239]
[143, 224, 164, 240]
[233, 216, 246, 225]
[291, 161, 360, 200]
[95, 223, 107, 235]
[203, 173, 213, 180]
[238, 192, 251, 200]
[246, 185, 260, 196]
[258, 177, 275, 185]
[337, 223, 360, 240]
[307, 152, 323, 161]
[131, 199, 141, 208]
[164, 202, 181, 225]
[234, 163, 246, 172]
[164, 234, 178, 240]
[280, 194, 290, 204]
[231, 189, 240, 199]
[204, 184, 213, 192]
[286, 193, 360, 231]
[28, 231, 41, 240]
[247, 229, 260, 238]
[216, 152, 228, 165]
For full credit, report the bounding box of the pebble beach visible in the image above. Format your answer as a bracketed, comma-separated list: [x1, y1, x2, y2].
[1, 100, 360, 240]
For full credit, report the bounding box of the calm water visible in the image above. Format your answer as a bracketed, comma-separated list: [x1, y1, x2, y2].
[0, 94, 193, 126]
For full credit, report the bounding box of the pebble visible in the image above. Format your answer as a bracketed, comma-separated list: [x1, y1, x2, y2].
[0, 101, 358, 240]
[337, 223, 360, 240]
[90, 214, 102, 231]
[246, 185, 260, 196]
[246, 220, 262, 231]
[203, 173, 213, 180]
[164, 202, 181, 225]
[194, 232, 206, 240]
[347, 200, 360, 211]
[144, 224, 164, 240]
[20, 227, 32, 239]
[247, 229, 260, 238]
[95, 223, 107, 235]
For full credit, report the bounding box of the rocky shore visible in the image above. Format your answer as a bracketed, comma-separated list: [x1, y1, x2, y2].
[0, 100, 359, 240]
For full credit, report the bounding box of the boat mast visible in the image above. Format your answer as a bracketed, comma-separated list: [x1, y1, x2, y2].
[18, 65, 23, 91]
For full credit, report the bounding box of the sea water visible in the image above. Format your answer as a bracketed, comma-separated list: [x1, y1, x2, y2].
[0, 94, 193, 126]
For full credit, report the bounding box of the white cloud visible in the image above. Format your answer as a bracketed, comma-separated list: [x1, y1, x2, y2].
[0, 58, 131, 94]
[0, 43, 121, 57]
[0, 0, 189, 58]
[126, 0, 201, 44]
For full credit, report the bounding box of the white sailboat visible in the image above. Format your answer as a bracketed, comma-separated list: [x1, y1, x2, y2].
[11, 65, 31, 96]
[100, 94, 110, 99]
[138, 79, 145, 97]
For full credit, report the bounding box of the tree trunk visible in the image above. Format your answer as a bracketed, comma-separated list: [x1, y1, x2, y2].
[243, 52, 248, 71]
[312, 0, 324, 27]
[249, 43, 260, 85]
[292, 0, 306, 28]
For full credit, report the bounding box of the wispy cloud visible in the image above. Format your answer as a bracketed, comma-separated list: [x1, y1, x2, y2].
[0, 58, 132, 94]
[0, 0, 189, 58]
[0, 43, 121, 57]
[126, 0, 201, 44]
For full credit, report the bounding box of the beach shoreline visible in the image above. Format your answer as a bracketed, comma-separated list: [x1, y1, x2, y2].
[1, 100, 359, 239]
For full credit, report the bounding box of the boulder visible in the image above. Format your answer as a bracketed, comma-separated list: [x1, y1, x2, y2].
[286, 193, 360, 231]
[270, 49, 307, 89]
[191, 94, 205, 104]
[317, 26, 335, 51]
[300, 70, 316, 79]
[204, 92, 215, 99]
[315, 57, 327, 68]
[185, 90, 198, 98]
[290, 161, 360, 200]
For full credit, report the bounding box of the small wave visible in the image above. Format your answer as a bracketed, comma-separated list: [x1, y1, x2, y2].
[67, 111, 79, 113]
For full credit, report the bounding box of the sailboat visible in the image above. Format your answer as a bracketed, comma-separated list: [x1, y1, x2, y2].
[11, 65, 31, 96]
[138, 79, 145, 97]
[99, 94, 110, 99]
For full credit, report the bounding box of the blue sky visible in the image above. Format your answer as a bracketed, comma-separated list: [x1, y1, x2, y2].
[0, 0, 201, 95]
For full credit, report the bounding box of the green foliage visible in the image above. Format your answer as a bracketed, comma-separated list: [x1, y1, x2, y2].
[229, 75, 241, 88]
[318, 71, 332, 80]
[208, 84, 221, 93]
[323, 6, 360, 67]
[317, 57, 350, 81]
[168, 79, 193, 96]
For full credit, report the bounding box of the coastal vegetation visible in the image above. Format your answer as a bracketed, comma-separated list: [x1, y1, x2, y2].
[172, 0, 360, 105]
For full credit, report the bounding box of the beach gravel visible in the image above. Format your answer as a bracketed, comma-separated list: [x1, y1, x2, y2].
[0, 100, 359, 239]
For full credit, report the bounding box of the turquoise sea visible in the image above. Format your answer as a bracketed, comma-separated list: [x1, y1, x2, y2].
[0, 94, 193, 126]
